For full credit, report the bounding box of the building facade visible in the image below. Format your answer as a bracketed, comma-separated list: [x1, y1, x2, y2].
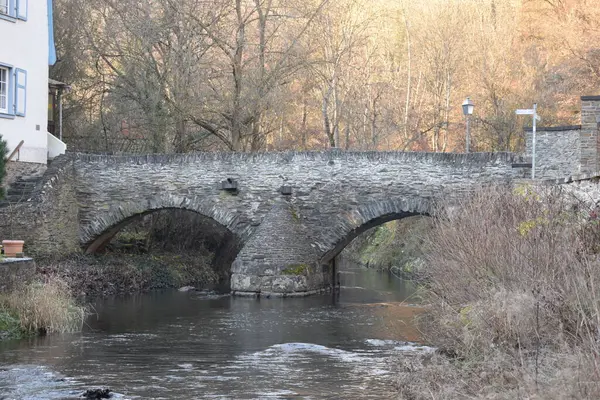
[0, 0, 64, 164]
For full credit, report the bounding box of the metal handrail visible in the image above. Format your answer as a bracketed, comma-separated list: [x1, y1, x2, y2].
[6, 140, 24, 161]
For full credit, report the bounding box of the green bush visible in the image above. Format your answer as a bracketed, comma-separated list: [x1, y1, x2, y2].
[0, 135, 7, 199]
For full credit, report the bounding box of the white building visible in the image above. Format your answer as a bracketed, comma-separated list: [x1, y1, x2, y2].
[0, 0, 65, 165]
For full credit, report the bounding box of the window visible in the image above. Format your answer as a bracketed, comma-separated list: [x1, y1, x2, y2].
[0, 64, 27, 117]
[0, 0, 27, 20]
[0, 67, 7, 114]
[0, 0, 8, 15]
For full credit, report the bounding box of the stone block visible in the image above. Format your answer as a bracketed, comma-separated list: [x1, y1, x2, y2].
[271, 275, 308, 293]
[230, 273, 262, 292]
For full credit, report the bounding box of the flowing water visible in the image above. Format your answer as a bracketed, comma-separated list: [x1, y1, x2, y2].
[0, 259, 430, 399]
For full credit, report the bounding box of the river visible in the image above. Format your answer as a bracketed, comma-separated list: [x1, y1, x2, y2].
[0, 259, 430, 399]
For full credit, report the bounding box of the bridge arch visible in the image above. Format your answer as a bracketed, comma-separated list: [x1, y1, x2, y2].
[81, 194, 245, 254]
[319, 197, 433, 263]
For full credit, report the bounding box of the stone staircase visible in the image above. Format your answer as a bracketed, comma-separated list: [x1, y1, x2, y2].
[0, 175, 43, 208]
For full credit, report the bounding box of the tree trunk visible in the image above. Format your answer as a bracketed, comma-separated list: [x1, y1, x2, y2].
[403, 9, 412, 140]
[231, 0, 245, 151]
[322, 93, 334, 147]
[332, 72, 340, 147]
[301, 98, 308, 149]
[174, 119, 186, 153]
[344, 125, 350, 150]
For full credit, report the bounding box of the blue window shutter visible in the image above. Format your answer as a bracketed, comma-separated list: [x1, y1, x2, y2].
[8, 0, 16, 17]
[16, 0, 26, 20]
[14, 68, 26, 117]
[7, 67, 14, 115]
[48, 0, 56, 65]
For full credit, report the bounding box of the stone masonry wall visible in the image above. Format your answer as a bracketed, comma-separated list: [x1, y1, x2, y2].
[1, 150, 534, 294]
[525, 127, 581, 179]
[70, 151, 529, 294]
[523, 96, 600, 179]
[581, 96, 600, 173]
[0, 259, 35, 291]
[73, 151, 527, 253]
[0, 155, 79, 256]
[231, 199, 328, 296]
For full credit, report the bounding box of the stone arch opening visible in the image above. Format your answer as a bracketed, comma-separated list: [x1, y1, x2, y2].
[84, 207, 239, 256]
[319, 198, 433, 266]
[83, 202, 244, 292]
[81, 195, 245, 252]
[321, 212, 427, 264]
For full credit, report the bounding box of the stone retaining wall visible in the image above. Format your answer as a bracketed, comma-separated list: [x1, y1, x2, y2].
[0, 258, 35, 291]
[0, 155, 79, 256]
[524, 96, 600, 179]
[526, 126, 581, 179]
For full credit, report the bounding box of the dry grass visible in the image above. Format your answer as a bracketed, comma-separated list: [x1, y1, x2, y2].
[398, 184, 600, 399]
[1, 276, 86, 335]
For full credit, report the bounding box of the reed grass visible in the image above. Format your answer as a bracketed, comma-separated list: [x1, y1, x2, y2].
[0, 276, 85, 336]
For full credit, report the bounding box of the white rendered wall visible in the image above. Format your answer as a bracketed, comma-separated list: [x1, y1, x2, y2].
[0, 1, 50, 164]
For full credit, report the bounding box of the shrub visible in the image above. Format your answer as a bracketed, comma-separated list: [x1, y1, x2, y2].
[405, 184, 600, 398]
[0, 276, 86, 335]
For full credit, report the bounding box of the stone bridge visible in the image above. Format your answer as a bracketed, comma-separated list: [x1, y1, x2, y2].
[0, 151, 535, 296]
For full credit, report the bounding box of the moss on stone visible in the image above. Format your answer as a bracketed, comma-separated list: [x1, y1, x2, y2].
[290, 207, 300, 222]
[281, 263, 309, 275]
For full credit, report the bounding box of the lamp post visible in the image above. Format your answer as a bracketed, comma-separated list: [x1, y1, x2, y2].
[462, 98, 474, 153]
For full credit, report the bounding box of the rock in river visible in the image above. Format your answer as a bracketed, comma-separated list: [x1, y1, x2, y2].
[82, 388, 112, 399]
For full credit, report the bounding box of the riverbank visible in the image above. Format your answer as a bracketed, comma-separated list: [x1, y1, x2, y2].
[0, 248, 221, 340]
[395, 185, 600, 399]
[36, 251, 223, 297]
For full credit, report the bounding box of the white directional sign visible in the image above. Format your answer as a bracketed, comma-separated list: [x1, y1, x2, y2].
[515, 109, 534, 115]
[516, 109, 541, 120]
[515, 104, 539, 179]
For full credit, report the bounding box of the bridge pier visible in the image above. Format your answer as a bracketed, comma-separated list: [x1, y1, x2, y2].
[230, 200, 331, 296]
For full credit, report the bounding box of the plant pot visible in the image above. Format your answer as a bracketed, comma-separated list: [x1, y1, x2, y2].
[2, 240, 24, 257]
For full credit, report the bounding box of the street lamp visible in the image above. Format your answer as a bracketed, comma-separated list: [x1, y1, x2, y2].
[462, 97, 474, 153]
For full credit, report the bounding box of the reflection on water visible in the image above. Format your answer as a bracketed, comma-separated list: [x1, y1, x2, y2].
[0, 258, 427, 399]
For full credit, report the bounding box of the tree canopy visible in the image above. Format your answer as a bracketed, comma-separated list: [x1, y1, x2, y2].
[51, 0, 600, 153]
